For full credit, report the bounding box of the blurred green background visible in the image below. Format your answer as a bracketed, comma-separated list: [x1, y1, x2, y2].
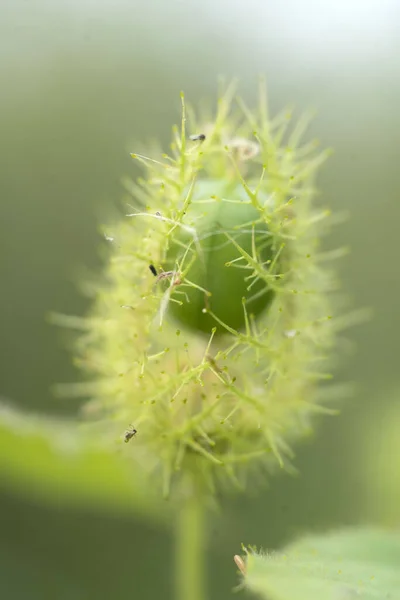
[1, 0, 399, 598]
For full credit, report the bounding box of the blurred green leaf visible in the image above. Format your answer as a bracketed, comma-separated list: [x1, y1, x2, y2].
[245, 528, 400, 600]
[0, 403, 167, 521]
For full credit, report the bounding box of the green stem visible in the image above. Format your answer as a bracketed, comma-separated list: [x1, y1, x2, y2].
[175, 491, 206, 600]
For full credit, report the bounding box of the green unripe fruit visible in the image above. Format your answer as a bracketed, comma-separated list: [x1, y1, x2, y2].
[164, 180, 276, 335]
[59, 87, 338, 505]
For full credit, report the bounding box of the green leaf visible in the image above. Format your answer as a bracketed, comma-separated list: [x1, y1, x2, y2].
[244, 528, 400, 600]
[0, 403, 167, 521]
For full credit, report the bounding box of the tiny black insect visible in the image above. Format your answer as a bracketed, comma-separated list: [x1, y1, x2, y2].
[189, 133, 206, 142]
[124, 425, 137, 443]
[149, 264, 158, 276]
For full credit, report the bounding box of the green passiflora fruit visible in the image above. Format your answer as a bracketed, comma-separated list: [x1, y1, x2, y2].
[164, 180, 277, 335]
[52, 87, 338, 500]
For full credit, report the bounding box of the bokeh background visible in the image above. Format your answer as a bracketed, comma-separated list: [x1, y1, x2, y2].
[1, 0, 400, 598]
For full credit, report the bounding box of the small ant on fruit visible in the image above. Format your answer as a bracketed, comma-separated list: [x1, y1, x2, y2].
[149, 265, 182, 286]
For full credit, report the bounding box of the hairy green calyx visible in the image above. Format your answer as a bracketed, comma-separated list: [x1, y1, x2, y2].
[64, 83, 340, 500]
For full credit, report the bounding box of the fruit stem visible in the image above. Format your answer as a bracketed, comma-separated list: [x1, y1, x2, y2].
[175, 484, 206, 600]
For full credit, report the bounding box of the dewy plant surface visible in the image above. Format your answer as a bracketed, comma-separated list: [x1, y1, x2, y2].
[66, 83, 342, 500]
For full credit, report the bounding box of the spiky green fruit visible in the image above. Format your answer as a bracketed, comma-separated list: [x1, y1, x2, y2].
[60, 84, 341, 501]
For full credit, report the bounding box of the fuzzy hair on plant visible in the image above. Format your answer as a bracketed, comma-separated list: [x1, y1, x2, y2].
[56, 82, 344, 501]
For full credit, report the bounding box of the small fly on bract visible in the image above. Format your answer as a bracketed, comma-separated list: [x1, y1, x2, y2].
[124, 424, 137, 443]
[189, 133, 206, 142]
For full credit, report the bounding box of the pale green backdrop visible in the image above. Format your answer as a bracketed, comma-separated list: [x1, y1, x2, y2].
[1, 1, 399, 598]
